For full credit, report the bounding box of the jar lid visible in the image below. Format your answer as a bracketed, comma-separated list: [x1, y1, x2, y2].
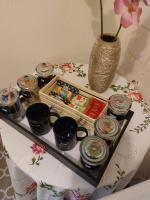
[81, 155, 105, 167]
[0, 88, 18, 106]
[95, 115, 120, 140]
[35, 63, 54, 77]
[80, 136, 109, 164]
[108, 94, 132, 115]
[17, 75, 38, 91]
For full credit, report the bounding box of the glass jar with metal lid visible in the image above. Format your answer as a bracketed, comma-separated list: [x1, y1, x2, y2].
[0, 88, 25, 121]
[35, 63, 54, 88]
[17, 74, 39, 107]
[80, 136, 109, 169]
[94, 115, 120, 143]
[107, 94, 132, 121]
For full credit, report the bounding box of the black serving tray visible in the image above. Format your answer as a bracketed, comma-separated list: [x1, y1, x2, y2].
[0, 110, 134, 187]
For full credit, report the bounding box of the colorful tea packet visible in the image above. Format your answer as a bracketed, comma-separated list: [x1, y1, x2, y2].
[50, 80, 80, 105]
[84, 98, 106, 119]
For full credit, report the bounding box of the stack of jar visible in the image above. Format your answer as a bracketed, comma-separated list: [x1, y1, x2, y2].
[0, 62, 55, 121]
[80, 94, 132, 169]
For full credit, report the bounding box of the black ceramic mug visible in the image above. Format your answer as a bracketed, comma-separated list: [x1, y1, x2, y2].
[26, 103, 60, 136]
[52, 116, 88, 151]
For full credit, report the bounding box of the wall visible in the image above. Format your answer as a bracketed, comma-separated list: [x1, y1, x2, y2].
[0, 0, 95, 88]
[0, 0, 150, 103]
[117, 3, 150, 104]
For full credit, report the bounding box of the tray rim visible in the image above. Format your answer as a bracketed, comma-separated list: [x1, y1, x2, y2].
[0, 110, 134, 187]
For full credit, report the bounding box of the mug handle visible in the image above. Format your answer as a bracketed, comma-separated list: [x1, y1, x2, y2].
[49, 112, 60, 126]
[76, 127, 88, 141]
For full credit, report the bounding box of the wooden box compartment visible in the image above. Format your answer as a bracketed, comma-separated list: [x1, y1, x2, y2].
[39, 76, 108, 129]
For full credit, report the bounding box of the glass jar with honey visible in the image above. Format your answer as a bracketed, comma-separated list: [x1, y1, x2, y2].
[80, 136, 109, 169]
[17, 74, 39, 107]
[94, 115, 120, 145]
[35, 63, 54, 88]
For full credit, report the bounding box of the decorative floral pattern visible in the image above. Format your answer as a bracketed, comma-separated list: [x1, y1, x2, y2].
[104, 163, 126, 192]
[40, 181, 62, 197]
[128, 91, 143, 102]
[58, 63, 73, 73]
[15, 182, 37, 198]
[40, 181, 90, 200]
[30, 143, 46, 165]
[30, 155, 44, 166]
[111, 80, 144, 104]
[31, 143, 45, 155]
[130, 115, 150, 133]
[110, 80, 150, 133]
[54, 63, 86, 77]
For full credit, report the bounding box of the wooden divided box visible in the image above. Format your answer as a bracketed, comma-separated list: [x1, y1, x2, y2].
[39, 76, 108, 129]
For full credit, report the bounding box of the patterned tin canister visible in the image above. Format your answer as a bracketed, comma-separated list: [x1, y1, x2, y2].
[94, 115, 120, 141]
[36, 63, 54, 88]
[108, 94, 132, 121]
[80, 136, 109, 168]
[0, 88, 25, 121]
[17, 75, 39, 107]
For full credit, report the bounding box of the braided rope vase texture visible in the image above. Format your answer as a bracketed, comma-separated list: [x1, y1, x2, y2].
[88, 35, 121, 93]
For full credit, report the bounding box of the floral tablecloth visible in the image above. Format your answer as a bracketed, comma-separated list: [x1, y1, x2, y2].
[1, 63, 150, 200]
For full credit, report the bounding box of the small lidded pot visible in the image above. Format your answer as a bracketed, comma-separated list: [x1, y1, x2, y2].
[94, 115, 120, 143]
[0, 88, 25, 121]
[107, 94, 132, 121]
[80, 136, 109, 169]
[17, 75, 39, 107]
[35, 63, 54, 88]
